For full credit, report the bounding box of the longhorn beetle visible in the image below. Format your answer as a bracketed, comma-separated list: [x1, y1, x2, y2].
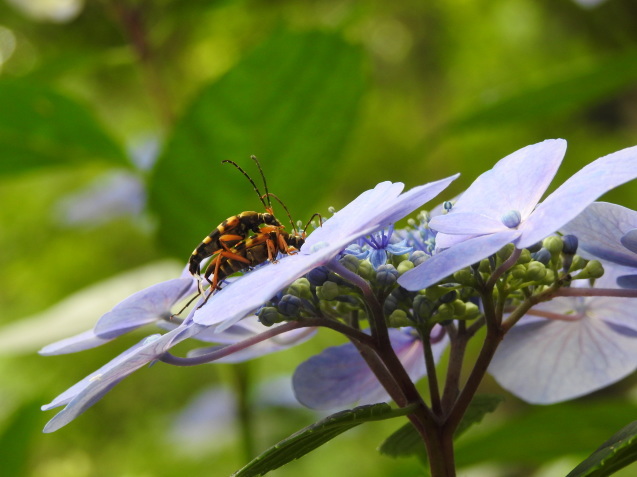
[188, 156, 286, 294]
[202, 213, 321, 297]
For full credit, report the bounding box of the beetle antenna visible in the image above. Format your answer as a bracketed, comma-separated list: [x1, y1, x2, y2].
[221, 159, 268, 210]
[303, 213, 323, 235]
[250, 155, 274, 212]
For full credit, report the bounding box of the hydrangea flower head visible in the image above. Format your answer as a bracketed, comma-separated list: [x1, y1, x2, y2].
[40, 176, 459, 431]
[399, 139, 637, 290]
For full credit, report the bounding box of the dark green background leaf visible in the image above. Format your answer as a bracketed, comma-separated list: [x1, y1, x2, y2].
[377, 422, 427, 462]
[0, 81, 128, 174]
[378, 394, 504, 461]
[233, 403, 407, 477]
[454, 400, 637, 469]
[567, 421, 637, 477]
[149, 29, 367, 257]
[454, 394, 505, 439]
[0, 401, 45, 477]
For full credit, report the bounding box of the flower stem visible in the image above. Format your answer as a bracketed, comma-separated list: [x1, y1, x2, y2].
[231, 362, 256, 461]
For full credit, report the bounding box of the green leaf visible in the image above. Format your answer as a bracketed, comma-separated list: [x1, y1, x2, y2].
[149, 29, 367, 257]
[445, 50, 637, 132]
[377, 422, 427, 462]
[0, 81, 128, 174]
[454, 400, 637, 468]
[566, 421, 637, 477]
[454, 394, 504, 439]
[232, 403, 410, 477]
[0, 400, 45, 476]
[378, 394, 504, 461]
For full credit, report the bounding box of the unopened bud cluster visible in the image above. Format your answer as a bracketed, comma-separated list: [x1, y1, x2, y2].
[258, 231, 604, 330]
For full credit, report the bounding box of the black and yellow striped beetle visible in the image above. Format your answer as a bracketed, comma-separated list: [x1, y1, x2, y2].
[203, 228, 306, 293]
[188, 156, 286, 292]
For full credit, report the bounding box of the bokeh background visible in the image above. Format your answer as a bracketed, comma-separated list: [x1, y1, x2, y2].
[1, 0, 637, 476]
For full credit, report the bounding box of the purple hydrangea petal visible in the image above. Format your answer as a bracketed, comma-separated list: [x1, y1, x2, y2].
[303, 177, 458, 254]
[431, 212, 508, 236]
[488, 316, 637, 404]
[489, 263, 637, 404]
[617, 274, 637, 289]
[39, 329, 112, 356]
[561, 202, 637, 268]
[374, 176, 460, 232]
[518, 145, 637, 248]
[292, 328, 447, 410]
[368, 249, 388, 269]
[398, 229, 520, 290]
[621, 229, 637, 254]
[385, 242, 413, 256]
[193, 248, 334, 330]
[42, 334, 159, 411]
[94, 277, 196, 339]
[432, 140, 566, 233]
[434, 232, 479, 250]
[42, 323, 205, 432]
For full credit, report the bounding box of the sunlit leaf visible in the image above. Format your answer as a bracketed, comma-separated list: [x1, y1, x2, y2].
[0, 81, 128, 174]
[232, 403, 409, 477]
[446, 51, 637, 132]
[149, 29, 366, 257]
[566, 421, 637, 477]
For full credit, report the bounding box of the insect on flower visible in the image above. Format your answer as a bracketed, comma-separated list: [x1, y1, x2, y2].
[205, 228, 306, 293]
[186, 156, 321, 308]
[188, 156, 288, 291]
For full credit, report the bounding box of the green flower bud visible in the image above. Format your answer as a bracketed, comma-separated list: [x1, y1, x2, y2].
[397, 260, 414, 275]
[576, 260, 605, 280]
[542, 269, 556, 285]
[258, 307, 284, 327]
[525, 261, 547, 282]
[340, 254, 360, 273]
[317, 281, 340, 301]
[461, 302, 481, 320]
[358, 259, 375, 280]
[377, 264, 399, 288]
[388, 309, 411, 328]
[413, 295, 435, 322]
[497, 243, 515, 262]
[517, 248, 532, 264]
[453, 268, 476, 287]
[543, 236, 563, 255]
[569, 255, 586, 273]
[478, 259, 491, 273]
[436, 303, 454, 321]
[287, 278, 311, 298]
[452, 299, 466, 316]
[510, 264, 527, 280]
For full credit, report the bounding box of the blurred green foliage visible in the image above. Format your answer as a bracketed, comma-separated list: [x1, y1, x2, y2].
[1, 0, 637, 476]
